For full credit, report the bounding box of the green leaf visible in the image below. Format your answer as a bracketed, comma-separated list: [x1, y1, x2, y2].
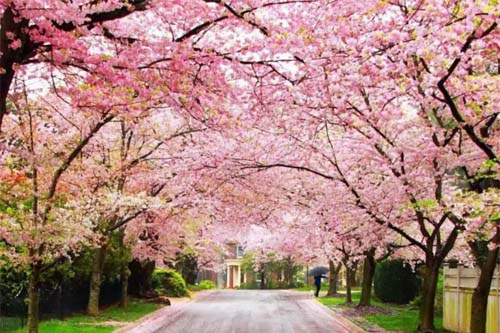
[22, 199, 33, 211]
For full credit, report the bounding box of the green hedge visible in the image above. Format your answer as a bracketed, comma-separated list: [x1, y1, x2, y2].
[0, 262, 27, 314]
[295, 281, 305, 288]
[188, 280, 216, 291]
[239, 281, 259, 289]
[152, 268, 189, 297]
[374, 260, 419, 304]
[198, 280, 216, 290]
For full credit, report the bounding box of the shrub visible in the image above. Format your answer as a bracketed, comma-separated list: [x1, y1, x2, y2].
[187, 284, 201, 291]
[374, 260, 419, 304]
[189, 280, 217, 291]
[295, 281, 305, 288]
[0, 263, 27, 316]
[152, 268, 189, 297]
[198, 280, 216, 290]
[239, 281, 259, 289]
[275, 281, 288, 289]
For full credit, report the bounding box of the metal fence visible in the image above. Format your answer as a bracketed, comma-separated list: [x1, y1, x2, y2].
[443, 265, 500, 333]
[0, 289, 27, 333]
[0, 281, 122, 333]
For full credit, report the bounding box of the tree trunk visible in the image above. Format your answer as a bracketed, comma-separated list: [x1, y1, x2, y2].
[470, 247, 499, 333]
[128, 260, 156, 296]
[119, 257, 130, 307]
[327, 260, 340, 296]
[350, 261, 358, 287]
[120, 264, 130, 308]
[260, 271, 265, 290]
[359, 248, 376, 307]
[27, 265, 41, 333]
[0, 8, 20, 132]
[345, 266, 352, 303]
[87, 244, 108, 316]
[284, 269, 290, 286]
[119, 230, 130, 308]
[418, 261, 440, 333]
[284, 258, 293, 286]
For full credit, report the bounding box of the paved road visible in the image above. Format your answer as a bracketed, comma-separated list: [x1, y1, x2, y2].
[134, 290, 363, 333]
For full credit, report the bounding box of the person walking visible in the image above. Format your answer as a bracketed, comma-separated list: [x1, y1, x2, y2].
[314, 274, 327, 297]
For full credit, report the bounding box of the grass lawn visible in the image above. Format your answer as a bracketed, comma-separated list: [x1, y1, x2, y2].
[316, 289, 449, 333]
[0, 317, 26, 332]
[366, 307, 443, 332]
[2, 299, 161, 333]
[318, 292, 360, 305]
[293, 282, 329, 292]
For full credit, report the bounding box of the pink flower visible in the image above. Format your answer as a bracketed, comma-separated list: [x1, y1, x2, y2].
[9, 39, 22, 50]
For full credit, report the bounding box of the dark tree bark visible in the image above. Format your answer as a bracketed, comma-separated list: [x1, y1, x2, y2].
[345, 265, 352, 303]
[119, 231, 130, 308]
[358, 248, 376, 307]
[260, 270, 265, 290]
[283, 257, 294, 286]
[418, 260, 440, 333]
[120, 264, 130, 308]
[87, 243, 108, 316]
[470, 248, 498, 333]
[0, 8, 32, 131]
[469, 229, 500, 333]
[326, 260, 341, 296]
[27, 265, 41, 333]
[350, 261, 358, 287]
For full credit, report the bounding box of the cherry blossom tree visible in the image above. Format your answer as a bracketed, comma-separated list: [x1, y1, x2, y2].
[227, 2, 497, 330]
[210, 95, 471, 331]
[70, 105, 214, 314]
[0, 92, 115, 333]
[1, 2, 498, 333]
[297, 2, 499, 331]
[1, 0, 319, 133]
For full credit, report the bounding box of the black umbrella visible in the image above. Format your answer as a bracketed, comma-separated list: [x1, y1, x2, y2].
[308, 266, 329, 277]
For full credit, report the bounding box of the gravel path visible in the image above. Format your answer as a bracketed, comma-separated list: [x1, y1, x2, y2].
[123, 290, 365, 333]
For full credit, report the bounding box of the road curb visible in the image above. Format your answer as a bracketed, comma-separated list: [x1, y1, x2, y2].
[312, 298, 368, 333]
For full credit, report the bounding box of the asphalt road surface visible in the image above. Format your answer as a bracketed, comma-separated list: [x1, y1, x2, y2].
[146, 290, 361, 333]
